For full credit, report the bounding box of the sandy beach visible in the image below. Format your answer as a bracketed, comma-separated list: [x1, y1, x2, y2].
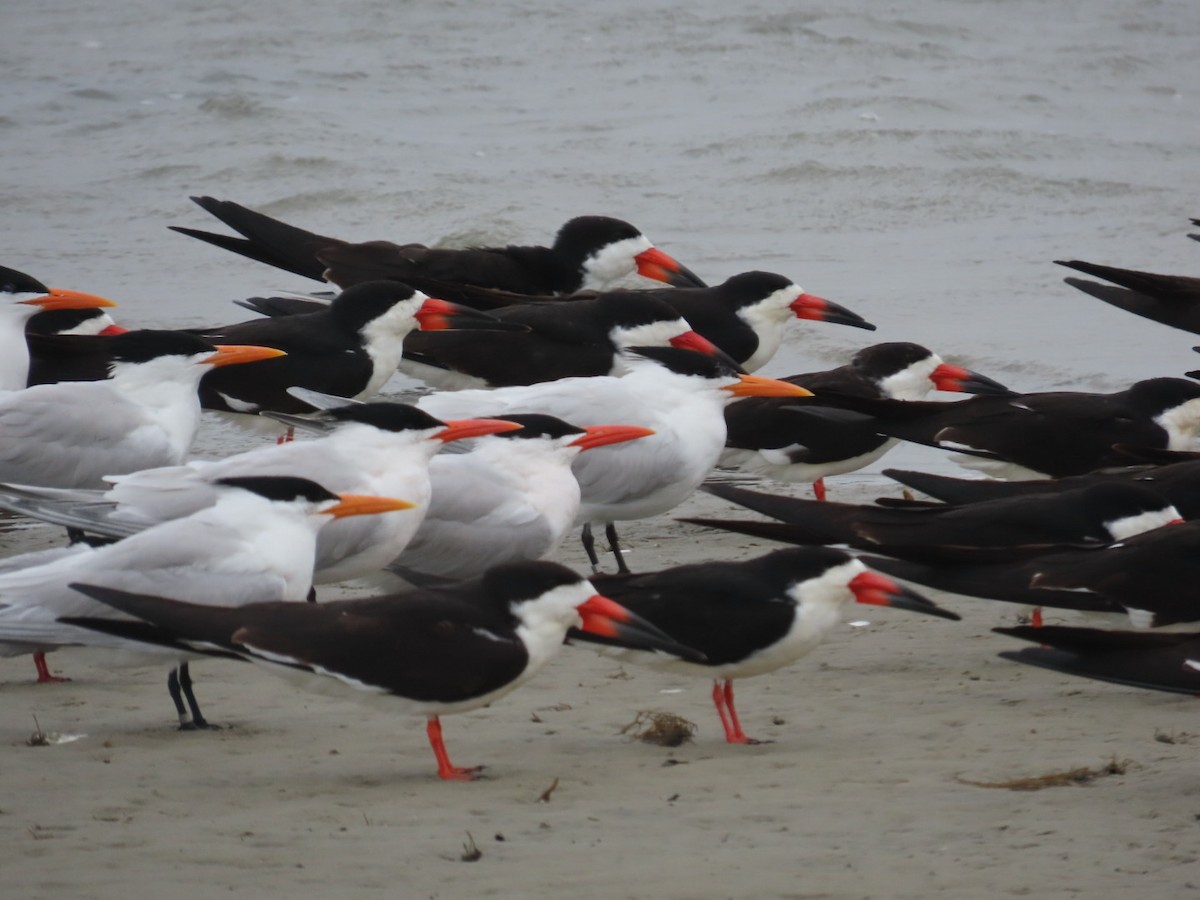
[4, 475, 1198, 900]
[5, 0, 1200, 894]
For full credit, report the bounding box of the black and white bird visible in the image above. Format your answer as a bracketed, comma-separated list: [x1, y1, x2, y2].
[0, 475, 413, 718]
[358, 271, 875, 373]
[384, 414, 655, 588]
[65, 560, 700, 780]
[406, 347, 813, 572]
[170, 195, 707, 293]
[816, 377, 1200, 479]
[687, 480, 1181, 562]
[996, 625, 1200, 695]
[0, 265, 119, 390]
[864, 519, 1200, 629]
[0, 331, 284, 488]
[882, 459, 1200, 520]
[721, 342, 1011, 499]
[572, 548, 958, 744]
[25, 307, 125, 341]
[398, 291, 721, 390]
[186, 280, 514, 422]
[0, 404, 521, 586]
[1056, 257, 1200, 335]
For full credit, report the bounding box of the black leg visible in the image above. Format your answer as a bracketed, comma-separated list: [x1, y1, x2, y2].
[177, 663, 220, 731]
[605, 522, 631, 574]
[580, 523, 601, 572]
[167, 667, 190, 728]
[65, 527, 118, 547]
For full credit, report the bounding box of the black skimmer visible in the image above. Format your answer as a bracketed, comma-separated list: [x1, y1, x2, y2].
[189, 280, 516, 422]
[864, 519, 1200, 629]
[354, 271, 875, 373]
[26, 307, 125, 338]
[0, 265, 118, 390]
[0, 404, 521, 586]
[721, 342, 1011, 499]
[25, 313, 129, 387]
[170, 195, 706, 293]
[398, 291, 719, 390]
[883, 458, 1200, 519]
[0, 331, 285, 489]
[687, 481, 1181, 562]
[819, 377, 1200, 479]
[0, 475, 413, 717]
[572, 547, 958, 744]
[1056, 258, 1200, 335]
[65, 560, 700, 780]
[409, 347, 813, 572]
[996, 625, 1200, 695]
[384, 413, 656, 588]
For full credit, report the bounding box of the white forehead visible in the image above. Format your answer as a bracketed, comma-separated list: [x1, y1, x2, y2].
[609, 316, 690, 351]
[878, 353, 941, 401]
[1157, 396, 1200, 452]
[581, 234, 653, 291]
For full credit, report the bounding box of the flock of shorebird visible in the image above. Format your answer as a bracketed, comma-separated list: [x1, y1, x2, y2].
[2, 201, 1197, 781]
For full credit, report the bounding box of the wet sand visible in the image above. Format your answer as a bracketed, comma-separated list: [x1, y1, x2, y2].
[4, 477, 1198, 899]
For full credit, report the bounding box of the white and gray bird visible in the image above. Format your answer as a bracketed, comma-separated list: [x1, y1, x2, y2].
[0, 403, 519, 586]
[0, 264, 118, 389]
[0, 331, 284, 488]
[382, 413, 656, 588]
[0, 475, 413, 722]
[406, 347, 812, 572]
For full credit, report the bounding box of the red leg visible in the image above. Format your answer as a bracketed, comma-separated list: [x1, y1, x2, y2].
[711, 680, 738, 742]
[426, 716, 483, 781]
[275, 426, 295, 445]
[1031, 607, 1044, 628]
[813, 478, 827, 502]
[722, 680, 763, 745]
[33, 652, 68, 684]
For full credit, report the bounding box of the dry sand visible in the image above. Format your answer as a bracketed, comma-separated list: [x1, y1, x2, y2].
[3, 477, 1199, 899]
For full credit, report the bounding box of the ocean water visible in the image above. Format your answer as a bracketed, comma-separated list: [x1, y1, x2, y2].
[5, 0, 1199, 470]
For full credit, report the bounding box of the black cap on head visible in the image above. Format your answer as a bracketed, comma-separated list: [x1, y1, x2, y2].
[589, 293, 685, 328]
[329, 281, 421, 330]
[553, 216, 643, 262]
[754, 546, 858, 586]
[1130, 377, 1200, 414]
[850, 342, 935, 376]
[482, 560, 589, 606]
[717, 271, 796, 303]
[107, 329, 218, 363]
[321, 402, 446, 433]
[213, 475, 340, 505]
[0, 265, 49, 295]
[625, 345, 746, 378]
[483, 413, 584, 440]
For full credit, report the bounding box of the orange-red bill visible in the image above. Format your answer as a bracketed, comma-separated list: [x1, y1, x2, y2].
[22, 288, 118, 311]
[849, 570, 960, 620]
[575, 593, 708, 661]
[668, 329, 720, 356]
[436, 418, 524, 443]
[413, 296, 522, 332]
[569, 424, 656, 451]
[930, 363, 1011, 395]
[789, 292, 875, 331]
[207, 344, 288, 367]
[414, 296, 461, 331]
[721, 374, 813, 398]
[634, 247, 707, 288]
[326, 494, 417, 518]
